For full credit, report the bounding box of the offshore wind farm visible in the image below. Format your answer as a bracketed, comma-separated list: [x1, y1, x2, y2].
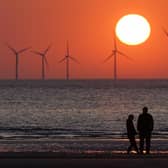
[2, 38, 131, 81]
[0, 38, 149, 81]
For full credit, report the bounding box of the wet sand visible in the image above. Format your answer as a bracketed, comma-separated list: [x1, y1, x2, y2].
[0, 138, 168, 153]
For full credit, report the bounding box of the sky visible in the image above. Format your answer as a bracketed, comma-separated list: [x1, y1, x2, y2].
[0, 0, 168, 79]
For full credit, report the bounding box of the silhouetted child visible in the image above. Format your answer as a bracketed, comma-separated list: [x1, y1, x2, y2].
[126, 114, 139, 154]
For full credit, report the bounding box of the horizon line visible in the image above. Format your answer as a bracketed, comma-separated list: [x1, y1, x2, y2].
[0, 78, 168, 81]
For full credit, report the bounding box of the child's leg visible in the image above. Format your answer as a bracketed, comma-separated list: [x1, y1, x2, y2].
[127, 137, 134, 154]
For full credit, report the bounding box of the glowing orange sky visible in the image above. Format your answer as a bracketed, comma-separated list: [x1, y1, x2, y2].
[0, 0, 168, 79]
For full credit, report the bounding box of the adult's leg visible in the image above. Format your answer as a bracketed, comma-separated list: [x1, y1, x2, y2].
[127, 144, 132, 154]
[139, 134, 144, 154]
[146, 133, 151, 154]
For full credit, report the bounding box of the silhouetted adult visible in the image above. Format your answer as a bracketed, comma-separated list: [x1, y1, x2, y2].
[126, 114, 139, 154]
[137, 107, 154, 154]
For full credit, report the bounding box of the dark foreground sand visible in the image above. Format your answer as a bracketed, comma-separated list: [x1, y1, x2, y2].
[0, 153, 167, 168]
[0, 158, 167, 168]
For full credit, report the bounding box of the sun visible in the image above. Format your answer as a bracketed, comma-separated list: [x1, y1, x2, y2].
[115, 14, 151, 45]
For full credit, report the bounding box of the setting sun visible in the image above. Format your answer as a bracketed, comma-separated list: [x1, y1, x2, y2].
[116, 14, 151, 45]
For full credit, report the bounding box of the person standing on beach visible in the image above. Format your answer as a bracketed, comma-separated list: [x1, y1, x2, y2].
[126, 114, 139, 154]
[137, 107, 154, 154]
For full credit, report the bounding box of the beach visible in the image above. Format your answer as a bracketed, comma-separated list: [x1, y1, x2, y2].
[0, 138, 167, 167]
[0, 137, 167, 167]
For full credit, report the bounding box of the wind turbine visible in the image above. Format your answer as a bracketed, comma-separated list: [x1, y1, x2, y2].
[31, 45, 51, 80]
[6, 44, 31, 80]
[59, 41, 79, 80]
[162, 27, 168, 36]
[104, 36, 132, 80]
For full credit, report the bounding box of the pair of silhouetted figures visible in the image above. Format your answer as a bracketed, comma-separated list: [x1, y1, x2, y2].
[126, 107, 154, 154]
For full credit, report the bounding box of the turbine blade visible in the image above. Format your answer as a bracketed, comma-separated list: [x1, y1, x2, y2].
[31, 50, 44, 56]
[44, 44, 52, 55]
[114, 37, 117, 50]
[6, 43, 17, 54]
[59, 57, 66, 63]
[117, 51, 133, 61]
[66, 40, 69, 56]
[162, 27, 168, 36]
[18, 47, 31, 54]
[44, 56, 49, 68]
[69, 56, 80, 64]
[104, 53, 114, 63]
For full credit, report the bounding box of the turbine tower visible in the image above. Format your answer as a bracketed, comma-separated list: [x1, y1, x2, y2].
[6, 44, 31, 80]
[104, 36, 132, 80]
[59, 41, 79, 80]
[31, 45, 51, 80]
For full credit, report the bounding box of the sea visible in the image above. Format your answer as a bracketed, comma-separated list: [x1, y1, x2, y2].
[0, 79, 167, 153]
